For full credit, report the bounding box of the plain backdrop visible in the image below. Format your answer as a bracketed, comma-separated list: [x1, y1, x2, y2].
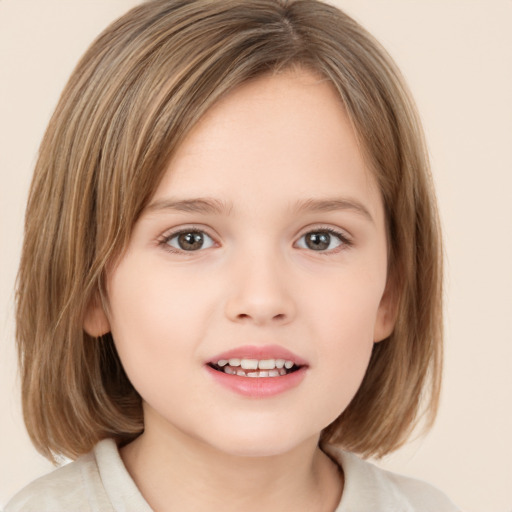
[1, 1, 511, 510]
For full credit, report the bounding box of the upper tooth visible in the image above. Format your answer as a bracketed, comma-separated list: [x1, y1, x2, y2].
[240, 359, 259, 370]
[258, 359, 276, 370]
[216, 358, 298, 370]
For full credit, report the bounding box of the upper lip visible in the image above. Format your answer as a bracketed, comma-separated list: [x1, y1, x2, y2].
[207, 344, 308, 366]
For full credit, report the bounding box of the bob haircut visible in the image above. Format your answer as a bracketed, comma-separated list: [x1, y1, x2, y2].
[16, 0, 443, 462]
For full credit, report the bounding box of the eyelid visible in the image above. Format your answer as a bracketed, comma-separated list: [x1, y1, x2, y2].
[158, 225, 218, 254]
[298, 223, 352, 238]
[156, 223, 353, 255]
[294, 225, 353, 253]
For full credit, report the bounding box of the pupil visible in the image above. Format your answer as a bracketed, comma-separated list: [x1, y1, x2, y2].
[306, 232, 330, 250]
[179, 232, 203, 250]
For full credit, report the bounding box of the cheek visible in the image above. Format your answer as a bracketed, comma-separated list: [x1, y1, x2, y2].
[305, 263, 386, 346]
[108, 256, 215, 335]
[302, 269, 385, 412]
[105, 260, 216, 392]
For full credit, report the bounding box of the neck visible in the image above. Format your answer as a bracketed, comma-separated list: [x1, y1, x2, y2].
[121, 421, 343, 512]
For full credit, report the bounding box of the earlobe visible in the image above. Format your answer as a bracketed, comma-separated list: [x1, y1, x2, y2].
[83, 298, 111, 337]
[374, 280, 399, 343]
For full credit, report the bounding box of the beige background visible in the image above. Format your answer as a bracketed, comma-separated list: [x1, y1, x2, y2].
[1, 1, 511, 510]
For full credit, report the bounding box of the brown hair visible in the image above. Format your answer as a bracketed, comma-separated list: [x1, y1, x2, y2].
[16, 0, 442, 462]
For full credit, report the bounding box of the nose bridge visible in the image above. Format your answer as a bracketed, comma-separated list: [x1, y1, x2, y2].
[225, 238, 295, 325]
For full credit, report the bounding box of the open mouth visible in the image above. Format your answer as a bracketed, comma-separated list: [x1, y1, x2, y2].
[208, 358, 303, 378]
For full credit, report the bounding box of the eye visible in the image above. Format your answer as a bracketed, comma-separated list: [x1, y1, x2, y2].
[163, 229, 215, 252]
[296, 228, 349, 252]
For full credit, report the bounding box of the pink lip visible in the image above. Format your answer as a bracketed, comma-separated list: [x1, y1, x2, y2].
[205, 344, 308, 398]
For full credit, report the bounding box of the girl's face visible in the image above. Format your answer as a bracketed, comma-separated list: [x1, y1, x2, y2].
[89, 69, 395, 457]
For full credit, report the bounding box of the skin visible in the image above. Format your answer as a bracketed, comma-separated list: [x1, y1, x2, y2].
[85, 69, 396, 512]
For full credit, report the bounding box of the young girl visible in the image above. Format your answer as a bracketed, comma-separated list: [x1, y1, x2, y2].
[7, 0, 459, 510]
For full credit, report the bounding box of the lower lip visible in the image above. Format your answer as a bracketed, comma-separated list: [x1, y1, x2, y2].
[205, 365, 307, 398]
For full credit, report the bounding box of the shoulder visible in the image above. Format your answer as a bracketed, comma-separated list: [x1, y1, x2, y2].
[323, 445, 461, 512]
[4, 442, 114, 512]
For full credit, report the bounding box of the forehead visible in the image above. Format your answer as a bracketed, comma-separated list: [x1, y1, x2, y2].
[150, 69, 383, 222]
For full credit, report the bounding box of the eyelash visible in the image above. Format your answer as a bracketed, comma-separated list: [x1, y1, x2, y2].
[158, 226, 216, 255]
[158, 225, 353, 255]
[299, 227, 353, 254]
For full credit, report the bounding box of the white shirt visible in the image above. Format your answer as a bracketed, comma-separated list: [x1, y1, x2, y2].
[5, 438, 460, 511]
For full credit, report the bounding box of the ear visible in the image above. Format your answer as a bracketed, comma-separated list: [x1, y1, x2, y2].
[83, 295, 111, 337]
[373, 277, 399, 343]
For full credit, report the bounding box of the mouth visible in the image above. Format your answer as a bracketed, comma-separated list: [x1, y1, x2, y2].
[208, 358, 303, 378]
[205, 346, 308, 397]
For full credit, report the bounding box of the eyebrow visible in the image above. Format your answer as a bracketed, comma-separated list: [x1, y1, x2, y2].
[145, 196, 373, 222]
[290, 197, 373, 222]
[145, 197, 233, 215]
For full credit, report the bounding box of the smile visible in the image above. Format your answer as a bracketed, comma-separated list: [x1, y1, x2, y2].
[205, 345, 308, 397]
[209, 358, 300, 378]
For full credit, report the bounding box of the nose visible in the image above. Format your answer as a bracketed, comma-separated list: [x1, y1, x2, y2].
[224, 249, 296, 326]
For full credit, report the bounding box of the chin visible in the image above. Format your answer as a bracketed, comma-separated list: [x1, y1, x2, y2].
[200, 421, 317, 459]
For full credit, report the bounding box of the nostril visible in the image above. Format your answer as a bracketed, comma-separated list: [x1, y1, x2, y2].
[233, 312, 289, 325]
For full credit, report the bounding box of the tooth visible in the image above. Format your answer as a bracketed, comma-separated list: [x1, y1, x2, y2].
[218, 360, 229, 367]
[241, 359, 258, 370]
[284, 360, 294, 369]
[275, 359, 285, 368]
[279, 368, 286, 376]
[236, 369, 246, 377]
[229, 358, 241, 367]
[224, 367, 236, 375]
[269, 370, 280, 377]
[247, 371, 259, 377]
[259, 371, 269, 377]
[258, 359, 276, 370]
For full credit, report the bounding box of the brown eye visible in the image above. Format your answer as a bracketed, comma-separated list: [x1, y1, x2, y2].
[297, 230, 345, 251]
[166, 230, 215, 251]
